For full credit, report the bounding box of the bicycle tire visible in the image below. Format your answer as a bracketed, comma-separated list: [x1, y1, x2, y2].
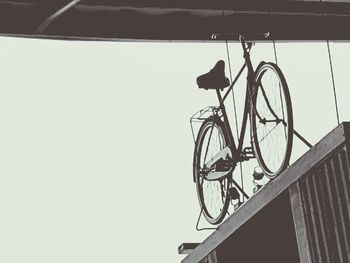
[250, 62, 293, 178]
[193, 116, 230, 225]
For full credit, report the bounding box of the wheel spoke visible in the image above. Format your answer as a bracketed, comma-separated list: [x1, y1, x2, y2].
[256, 123, 280, 144]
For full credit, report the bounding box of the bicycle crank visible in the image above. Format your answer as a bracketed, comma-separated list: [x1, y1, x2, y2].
[203, 146, 233, 181]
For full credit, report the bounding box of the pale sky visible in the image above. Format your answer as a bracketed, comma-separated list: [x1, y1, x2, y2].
[0, 37, 349, 263]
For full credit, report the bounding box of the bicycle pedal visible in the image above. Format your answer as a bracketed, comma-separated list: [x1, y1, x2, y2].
[240, 147, 255, 160]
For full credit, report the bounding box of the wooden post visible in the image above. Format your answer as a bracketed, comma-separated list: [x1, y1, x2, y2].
[289, 182, 312, 263]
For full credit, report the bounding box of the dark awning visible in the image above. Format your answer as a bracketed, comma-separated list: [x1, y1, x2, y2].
[1, 0, 350, 41]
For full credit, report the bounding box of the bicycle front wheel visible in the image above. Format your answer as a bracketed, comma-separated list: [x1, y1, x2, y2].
[250, 62, 293, 178]
[193, 117, 230, 225]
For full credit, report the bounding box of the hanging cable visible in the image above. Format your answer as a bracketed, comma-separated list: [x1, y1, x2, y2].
[272, 39, 288, 141]
[326, 40, 340, 125]
[221, 10, 245, 202]
[272, 34, 313, 149]
[225, 42, 245, 202]
[320, 0, 340, 125]
[272, 40, 279, 65]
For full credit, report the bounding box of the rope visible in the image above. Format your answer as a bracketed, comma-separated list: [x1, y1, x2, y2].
[326, 40, 340, 125]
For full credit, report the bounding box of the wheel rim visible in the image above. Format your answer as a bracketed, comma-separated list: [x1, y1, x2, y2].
[195, 120, 229, 224]
[252, 64, 292, 177]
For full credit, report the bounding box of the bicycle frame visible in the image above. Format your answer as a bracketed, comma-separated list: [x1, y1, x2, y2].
[215, 36, 256, 163]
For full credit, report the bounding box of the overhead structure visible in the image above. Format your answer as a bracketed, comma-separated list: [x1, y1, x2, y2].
[2, 0, 350, 41]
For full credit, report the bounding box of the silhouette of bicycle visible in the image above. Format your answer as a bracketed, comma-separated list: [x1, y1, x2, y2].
[192, 33, 293, 225]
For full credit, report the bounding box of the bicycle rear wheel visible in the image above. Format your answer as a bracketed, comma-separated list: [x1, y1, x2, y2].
[193, 117, 230, 225]
[250, 62, 293, 178]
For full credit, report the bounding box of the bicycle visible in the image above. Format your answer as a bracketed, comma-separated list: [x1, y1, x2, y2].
[192, 33, 293, 225]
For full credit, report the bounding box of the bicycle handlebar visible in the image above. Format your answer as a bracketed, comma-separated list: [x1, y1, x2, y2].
[211, 32, 270, 41]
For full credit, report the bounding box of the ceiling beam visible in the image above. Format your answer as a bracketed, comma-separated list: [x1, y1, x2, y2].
[1, 0, 350, 41]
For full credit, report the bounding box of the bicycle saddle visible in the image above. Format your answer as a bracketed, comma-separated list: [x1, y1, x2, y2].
[196, 60, 230, 90]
